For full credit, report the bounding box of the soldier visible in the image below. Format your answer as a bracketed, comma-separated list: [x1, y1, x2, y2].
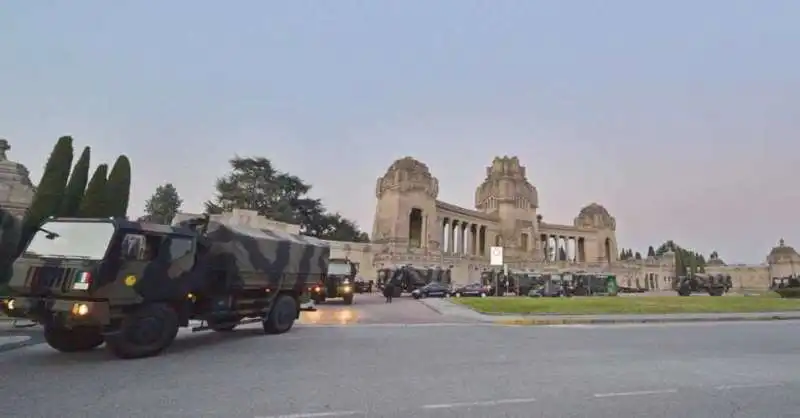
[384, 280, 394, 303]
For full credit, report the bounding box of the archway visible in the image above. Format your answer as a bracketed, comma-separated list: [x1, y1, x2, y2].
[408, 208, 423, 248]
[604, 238, 612, 263]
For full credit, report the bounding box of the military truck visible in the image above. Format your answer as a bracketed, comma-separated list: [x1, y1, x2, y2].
[311, 258, 356, 305]
[0, 216, 328, 359]
[675, 273, 729, 296]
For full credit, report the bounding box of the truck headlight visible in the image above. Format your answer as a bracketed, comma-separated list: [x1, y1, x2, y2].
[343, 286, 352, 293]
[5, 299, 15, 310]
[71, 303, 89, 316]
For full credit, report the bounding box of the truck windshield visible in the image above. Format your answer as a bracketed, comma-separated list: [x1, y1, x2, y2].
[328, 262, 351, 276]
[24, 221, 115, 260]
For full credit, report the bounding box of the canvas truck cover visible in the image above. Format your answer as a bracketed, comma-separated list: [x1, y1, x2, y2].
[196, 219, 331, 288]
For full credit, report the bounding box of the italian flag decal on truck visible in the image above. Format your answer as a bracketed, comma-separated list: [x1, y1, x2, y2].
[72, 272, 92, 290]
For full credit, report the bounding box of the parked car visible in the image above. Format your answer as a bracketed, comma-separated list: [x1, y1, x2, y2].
[452, 283, 489, 298]
[411, 282, 452, 299]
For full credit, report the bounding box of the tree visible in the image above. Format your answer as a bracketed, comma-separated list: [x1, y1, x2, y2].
[635, 251, 642, 260]
[78, 164, 109, 218]
[143, 183, 183, 224]
[17, 136, 74, 255]
[206, 156, 369, 242]
[647, 246, 656, 258]
[58, 146, 91, 217]
[0, 207, 21, 285]
[654, 240, 707, 277]
[105, 155, 132, 218]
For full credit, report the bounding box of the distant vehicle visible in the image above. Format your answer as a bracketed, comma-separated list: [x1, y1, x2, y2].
[411, 282, 451, 299]
[452, 283, 489, 298]
[675, 273, 730, 296]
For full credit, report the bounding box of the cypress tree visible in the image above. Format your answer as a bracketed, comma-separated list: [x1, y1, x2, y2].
[78, 164, 109, 218]
[58, 146, 91, 217]
[0, 207, 21, 285]
[16, 136, 74, 256]
[105, 155, 132, 218]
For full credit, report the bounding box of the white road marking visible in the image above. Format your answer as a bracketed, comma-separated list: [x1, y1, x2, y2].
[296, 323, 488, 328]
[422, 398, 537, 409]
[715, 383, 783, 390]
[593, 389, 678, 398]
[256, 411, 363, 418]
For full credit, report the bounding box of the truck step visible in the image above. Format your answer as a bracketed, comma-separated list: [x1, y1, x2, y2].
[191, 317, 263, 332]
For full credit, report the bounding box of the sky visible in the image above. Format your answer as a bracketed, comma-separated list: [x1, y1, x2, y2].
[1, 0, 798, 264]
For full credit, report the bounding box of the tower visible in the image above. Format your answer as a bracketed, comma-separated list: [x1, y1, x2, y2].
[372, 157, 440, 251]
[474, 156, 540, 261]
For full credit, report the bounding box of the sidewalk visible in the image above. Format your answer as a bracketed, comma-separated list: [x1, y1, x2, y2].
[417, 298, 800, 325]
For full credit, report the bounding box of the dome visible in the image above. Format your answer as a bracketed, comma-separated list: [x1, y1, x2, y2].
[574, 202, 616, 230]
[578, 203, 610, 219]
[767, 239, 800, 263]
[386, 157, 432, 177]
[0, 139, 36, 218]
[376, 156, 439, 199]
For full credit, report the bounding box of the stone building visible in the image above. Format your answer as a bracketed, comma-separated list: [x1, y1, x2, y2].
[0, 139, 36, 218]
[370, 156, 619, 283]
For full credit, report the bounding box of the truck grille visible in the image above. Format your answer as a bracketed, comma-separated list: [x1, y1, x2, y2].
[24, 267, 78, 294]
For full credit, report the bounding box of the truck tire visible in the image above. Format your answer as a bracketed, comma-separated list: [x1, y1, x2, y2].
[263, 294, 298, 335]
[44, 324, 104, 353]
[343, 293, 354, 305]
[105, 303, 179, 359]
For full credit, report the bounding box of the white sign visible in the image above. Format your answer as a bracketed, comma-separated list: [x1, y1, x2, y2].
[490, 246, 504, 266]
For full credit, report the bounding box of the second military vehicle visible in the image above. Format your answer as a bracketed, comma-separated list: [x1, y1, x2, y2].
[1, 215, 329, 359]
[311, 258, 357, 305]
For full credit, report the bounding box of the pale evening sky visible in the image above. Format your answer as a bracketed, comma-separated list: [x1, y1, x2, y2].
[1, 0, 798, 264]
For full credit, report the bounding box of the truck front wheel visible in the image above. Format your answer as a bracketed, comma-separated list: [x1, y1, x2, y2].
[343, 293, 354, 305]
[105, 303, 179, 359]
[44, 324, 104, 353]
[263, 295, 297, 335]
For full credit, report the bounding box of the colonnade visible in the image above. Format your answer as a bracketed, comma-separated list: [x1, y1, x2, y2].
[541, 235, 587, 262]
[440, 217, 488, 256]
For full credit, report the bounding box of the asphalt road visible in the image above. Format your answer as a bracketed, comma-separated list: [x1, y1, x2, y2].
[2, 296, 800, 417]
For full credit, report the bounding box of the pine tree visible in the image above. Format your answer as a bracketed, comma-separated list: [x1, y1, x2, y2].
[105, 155, 132, 218]
[647, 246, 656, 257]
[78, 164, 109, 218]
[58, 146, 91, 217]
[17, 136, 74, 255]
[143, 183, 183, 224]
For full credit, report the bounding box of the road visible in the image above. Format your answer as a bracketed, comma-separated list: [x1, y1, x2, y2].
[1, 294, 799, 417]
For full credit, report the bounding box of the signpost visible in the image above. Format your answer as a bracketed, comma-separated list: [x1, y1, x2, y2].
[490, 246, 504, 296]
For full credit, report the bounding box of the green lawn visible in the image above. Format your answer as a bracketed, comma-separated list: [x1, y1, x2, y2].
[452, 295, 800, 315]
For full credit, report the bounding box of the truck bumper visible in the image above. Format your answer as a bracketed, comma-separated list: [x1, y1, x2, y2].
[1, 296, 111, 327]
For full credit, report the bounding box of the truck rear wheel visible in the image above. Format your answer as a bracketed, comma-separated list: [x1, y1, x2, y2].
[44, 324, 104, 353]
[105, 303, 179, 359]
[343, 293, 354, 305]
[263, 294, 297, 335]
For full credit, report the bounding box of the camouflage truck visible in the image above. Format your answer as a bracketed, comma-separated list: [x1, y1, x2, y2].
[311, 258, 357, 305]
[0, 215, 329, 359]
[675, 273, 730, 296]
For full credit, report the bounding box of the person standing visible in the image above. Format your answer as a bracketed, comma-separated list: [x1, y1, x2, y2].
[383, 280, 395, 303]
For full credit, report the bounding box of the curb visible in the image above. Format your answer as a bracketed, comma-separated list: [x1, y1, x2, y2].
[494, 315, 800, 326]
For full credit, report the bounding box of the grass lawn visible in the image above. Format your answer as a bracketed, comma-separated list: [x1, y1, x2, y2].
[452, 294, 800, 315]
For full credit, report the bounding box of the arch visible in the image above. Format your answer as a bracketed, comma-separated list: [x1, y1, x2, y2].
[408, 208, 423, 248]
[604, 237, 612, 263]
